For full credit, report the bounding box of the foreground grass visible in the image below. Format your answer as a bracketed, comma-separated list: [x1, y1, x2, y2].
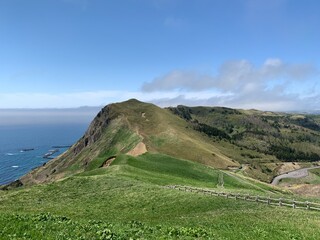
[1, 154, 320, 239]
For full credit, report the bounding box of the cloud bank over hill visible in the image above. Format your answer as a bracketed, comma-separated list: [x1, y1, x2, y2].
[143, 59, 315, 92]
[0, 58, 318, 112]
[142, 58, 319, 111]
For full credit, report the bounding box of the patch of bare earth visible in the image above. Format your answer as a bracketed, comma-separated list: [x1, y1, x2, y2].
[127, 142, 147, 157]
[141, 112, 149, 121]
[288, 184, 320, 197]
[101, 157, 116, 168]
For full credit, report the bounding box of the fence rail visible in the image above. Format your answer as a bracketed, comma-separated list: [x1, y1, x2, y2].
[166, 185, 320, 211]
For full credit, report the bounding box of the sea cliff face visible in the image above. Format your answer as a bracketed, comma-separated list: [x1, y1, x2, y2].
[72, 105, 112, 156]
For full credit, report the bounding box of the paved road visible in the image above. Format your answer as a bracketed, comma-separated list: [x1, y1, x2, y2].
[271, 166, 320, 185]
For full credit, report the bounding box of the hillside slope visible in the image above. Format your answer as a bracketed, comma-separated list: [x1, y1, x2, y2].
[2, 151, 320, 239]
[19, 99, 320, 186]
[2, 99, 320, 238]
[170, 105, 320, 161]
[168, 105, 320, 182]
[21, 99, 238, 185]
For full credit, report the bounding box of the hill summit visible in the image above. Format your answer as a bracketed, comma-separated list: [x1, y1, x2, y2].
[21, 99, 237, 185]
[20, 99, 320, 185]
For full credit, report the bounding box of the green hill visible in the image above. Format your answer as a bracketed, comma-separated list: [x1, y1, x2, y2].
[1, 152, 320, 239]
[20, 99, 238, 186]
[168, 105, 320, 182]
[20, 99, 320, 185]
[1, 99, 320, 239]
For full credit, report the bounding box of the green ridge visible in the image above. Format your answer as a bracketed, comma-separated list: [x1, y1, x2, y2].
[1, 99, 320, 239]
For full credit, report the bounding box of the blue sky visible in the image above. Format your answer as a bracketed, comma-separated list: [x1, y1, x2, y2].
[0, 0, 319, 111]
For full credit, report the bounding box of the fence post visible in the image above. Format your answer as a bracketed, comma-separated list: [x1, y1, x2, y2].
[306, 201, 310, 210]
[279, 198, 282, 207]
[267, 197, 270, 205]
[255, 196, 259, 202]
[293, 200, 296, 209]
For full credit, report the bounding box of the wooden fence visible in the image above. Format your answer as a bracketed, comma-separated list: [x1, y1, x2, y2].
[166, 185, 320, 211]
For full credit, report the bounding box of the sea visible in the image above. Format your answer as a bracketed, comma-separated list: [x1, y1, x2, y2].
[0, 123, 89, 186]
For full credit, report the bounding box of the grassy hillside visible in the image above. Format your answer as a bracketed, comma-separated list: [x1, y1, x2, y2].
[168, 105, 320, 162]
[168, 105, 320, 182]
[16, 99, 320, 187]
[1, 153, 320, 239]
[20, 99, 239, 186]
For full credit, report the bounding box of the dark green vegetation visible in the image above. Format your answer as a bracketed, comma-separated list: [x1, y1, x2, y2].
[169, 105, 320, 182]
[1, 153, 320, 239]
[169, 105, 320, 162]
[1, 99, 320, 239]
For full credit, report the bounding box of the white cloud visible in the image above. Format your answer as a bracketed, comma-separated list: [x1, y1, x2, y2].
[142, 70, 213, 92]
[149, 91, 319, 112]
[0, 89, 229, 109]
[1, 59, 318, 112]
[142, 58, 316, 93]
[141, 58, 319, 111]
[1, 87, 319, 112]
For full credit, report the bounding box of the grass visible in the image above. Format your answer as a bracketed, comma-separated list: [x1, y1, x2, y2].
[21, 100, 320, 186]
[4, 100, 320, 238]
[111, 153, 283, 194]
[1, 153, 320, 239]
[310, 168, 320, 176]
[110, 99, 239, 169]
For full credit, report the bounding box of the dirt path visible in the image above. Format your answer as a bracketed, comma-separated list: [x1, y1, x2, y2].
[271, 166, 320, 185]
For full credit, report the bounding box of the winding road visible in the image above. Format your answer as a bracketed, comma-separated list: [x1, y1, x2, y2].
[271, 166, 320, 185]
